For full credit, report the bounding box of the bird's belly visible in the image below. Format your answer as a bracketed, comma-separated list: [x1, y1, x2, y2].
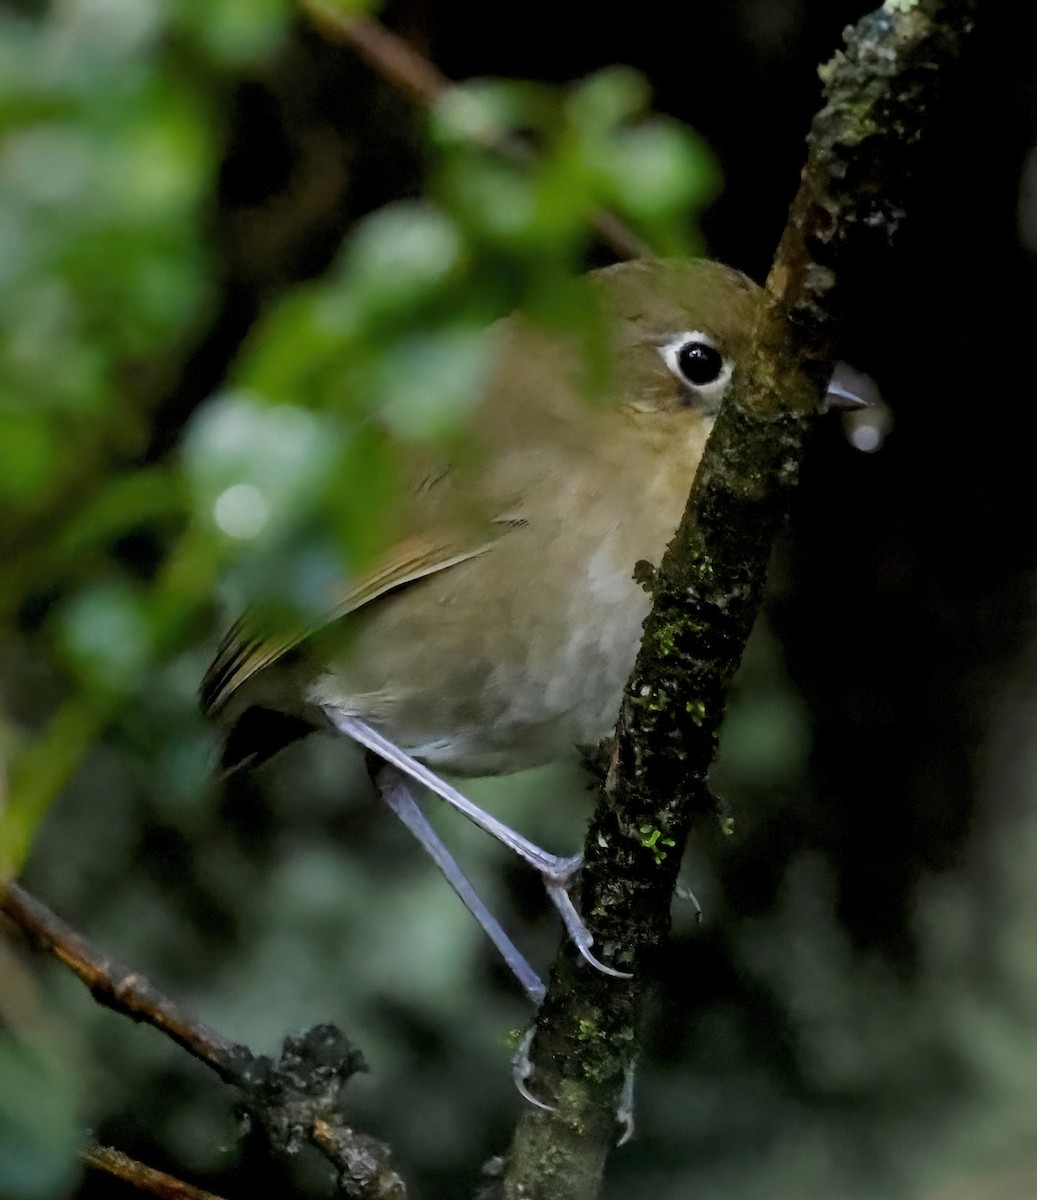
[311, 533, 653, 777]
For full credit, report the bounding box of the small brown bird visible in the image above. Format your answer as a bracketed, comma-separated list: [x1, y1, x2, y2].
[202, 258, 858, 1000]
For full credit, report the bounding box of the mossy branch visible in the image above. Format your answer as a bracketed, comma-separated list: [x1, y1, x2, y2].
[500, 4, 978, 1198]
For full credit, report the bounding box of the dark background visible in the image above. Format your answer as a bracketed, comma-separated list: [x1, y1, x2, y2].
[4, 2, 1037, 1198]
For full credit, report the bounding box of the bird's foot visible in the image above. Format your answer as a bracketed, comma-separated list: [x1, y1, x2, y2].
[512, 1026, 638, 1146]
[674, 879, 703, 922]
[512, 1026, 553, 1112]
[541, 855, 632, 979]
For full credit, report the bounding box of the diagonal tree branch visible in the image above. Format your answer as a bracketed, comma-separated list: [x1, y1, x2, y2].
[0, 880, 407, 1199]
[499, 3, 979, 1197]
[81, 1143, 228, 1200]
[0, 881, 253, 1084]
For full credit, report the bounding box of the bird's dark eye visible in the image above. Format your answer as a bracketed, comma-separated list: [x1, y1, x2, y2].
[677, 341, 724, 386]
[656, 330, 733, 409]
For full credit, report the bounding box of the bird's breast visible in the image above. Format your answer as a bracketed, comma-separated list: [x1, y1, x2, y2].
[310, 429, 700, 777]
[311, 518, 658, 776]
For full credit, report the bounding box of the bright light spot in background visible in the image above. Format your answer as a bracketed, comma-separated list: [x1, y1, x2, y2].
[843, 401, 894, 454]
[850, 422, 883, 453]
[184, 393, 343, 558]
[213, 483, 269, 540]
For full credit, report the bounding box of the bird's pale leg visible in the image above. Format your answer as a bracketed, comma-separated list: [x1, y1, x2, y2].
[324, 709, 632, 980]
[376, 764, 545, 1005]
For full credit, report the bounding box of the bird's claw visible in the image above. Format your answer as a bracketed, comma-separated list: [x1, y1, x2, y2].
[512, 1027, 555, 1112]
[547, 881, 633, 978]
[615, 1062, 636, 1146]
[542, 857, 634, 980]
[674, 879, 703, 923]
[513, 1027, 638, 1149]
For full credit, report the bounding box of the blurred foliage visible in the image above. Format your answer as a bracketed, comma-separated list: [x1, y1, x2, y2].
[0, 1030, 80, 1200]
[0, 1030, 81, 1200]
[0, 1, 716, 878]
[0, 1, 719, 1195]
[0, 945, 83, 1200]
[3, 3, 1037, 1200]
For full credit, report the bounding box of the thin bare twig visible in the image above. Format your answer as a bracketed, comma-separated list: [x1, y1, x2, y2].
[306, 5, 447, 106]
[0, 879, 253, 1084]
[0, 880, 407, 1198]
[81, 1144, 227, 1200]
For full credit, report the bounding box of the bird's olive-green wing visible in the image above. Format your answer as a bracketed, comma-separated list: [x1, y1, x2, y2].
[199, 522, 514, 718]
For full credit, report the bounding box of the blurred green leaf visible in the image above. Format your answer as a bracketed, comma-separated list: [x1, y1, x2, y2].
[374, 326, 492, 441]
[0, 410, 60, 504]
[184, 394, 346, 544]
[49, 469, 184, 563]
[302, 0, 383, 26]
[429, 67, 713, 275]
[566, 66, 651, 132]
[232, 286, 355, 410]
[602, 122, 719, 222]
[171, 0, 294, 66]
[429, 79, 555, 150]
[334, 202, 466, 329]
[57, 582, 154, 694]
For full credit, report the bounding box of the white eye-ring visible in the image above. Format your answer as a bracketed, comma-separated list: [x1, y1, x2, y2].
[657, 331, 734, 409]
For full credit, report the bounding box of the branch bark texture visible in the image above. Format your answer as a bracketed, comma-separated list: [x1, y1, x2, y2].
[0, 881, 406, 1199]
[502, 4, 978, 1197]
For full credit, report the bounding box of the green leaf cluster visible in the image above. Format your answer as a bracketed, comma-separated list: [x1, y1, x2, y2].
[0, 34, 721, 1197]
